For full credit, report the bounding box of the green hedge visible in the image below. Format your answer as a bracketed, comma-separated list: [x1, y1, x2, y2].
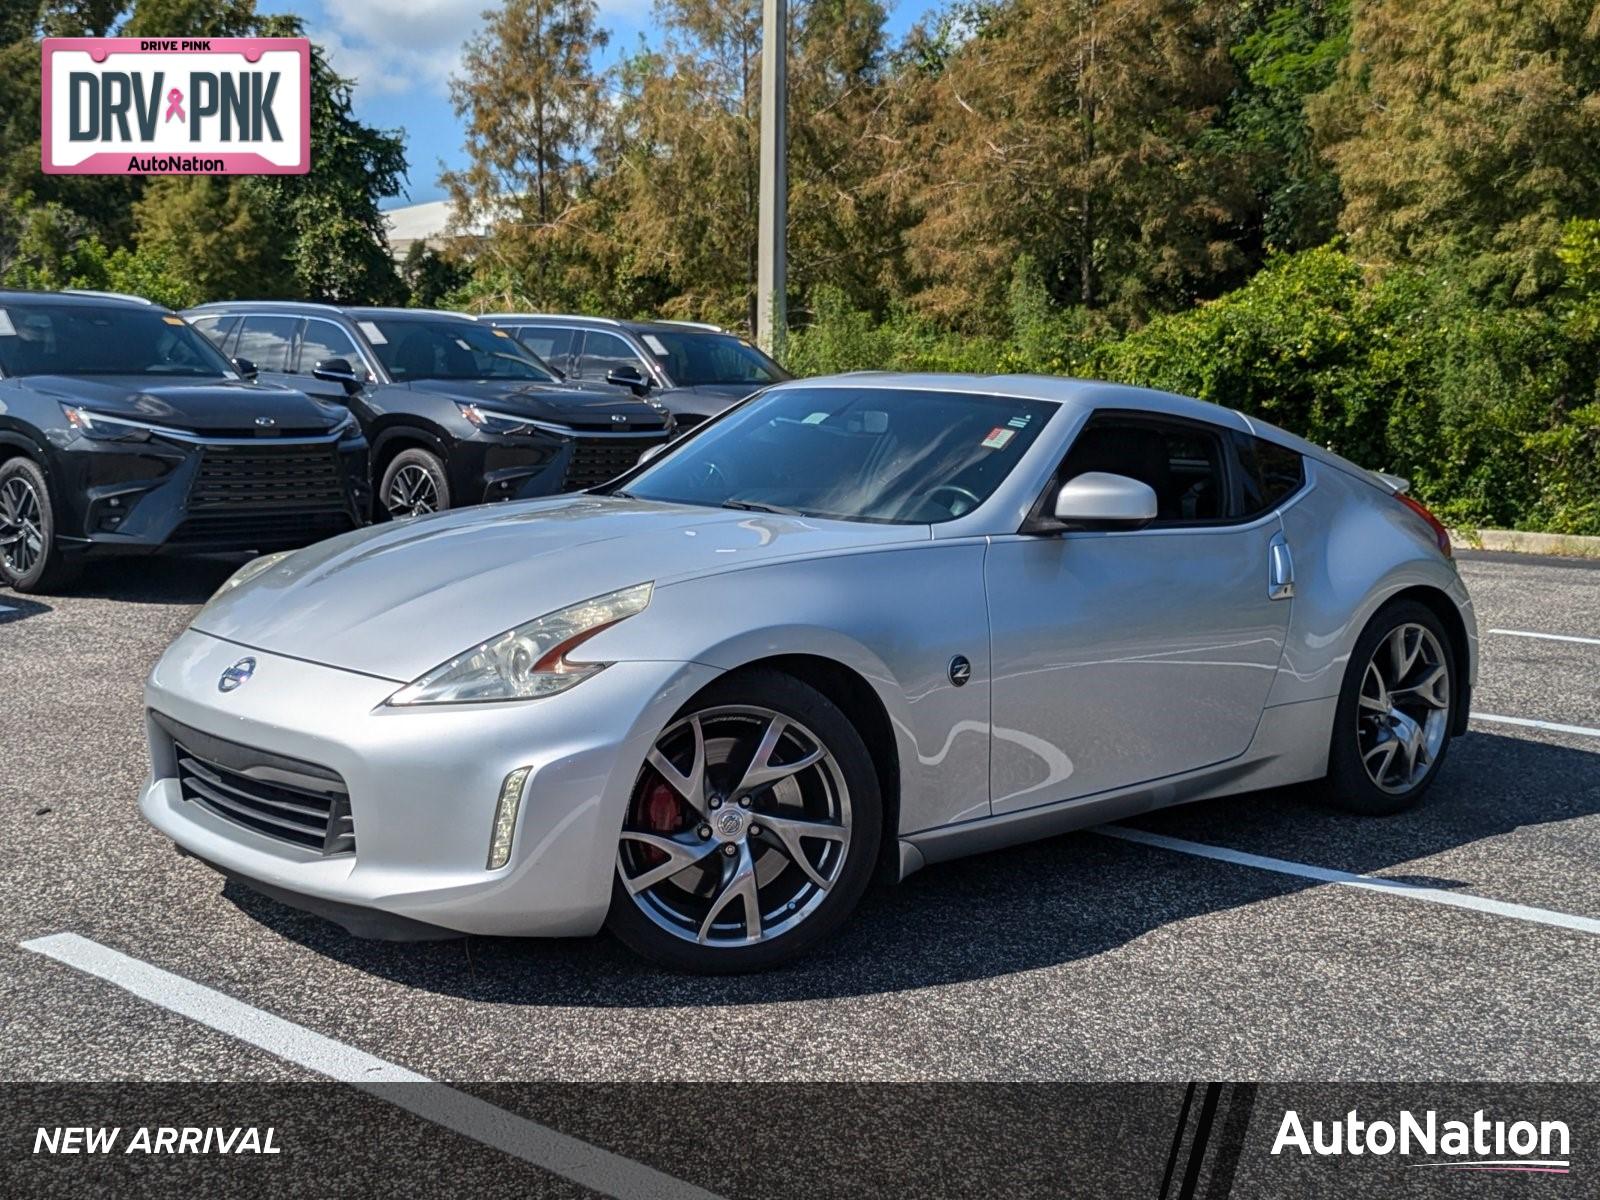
[784, 244, 1600, 535]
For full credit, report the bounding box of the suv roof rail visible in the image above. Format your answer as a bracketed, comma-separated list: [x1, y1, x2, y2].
[654, 319, 726, 332]
[482, 313, 624, 327]
[185, 299, 348, 316]
[62, 288, 155, 306]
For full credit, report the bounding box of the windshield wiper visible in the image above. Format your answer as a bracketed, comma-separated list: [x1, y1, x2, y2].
[722, 499, 804, 515]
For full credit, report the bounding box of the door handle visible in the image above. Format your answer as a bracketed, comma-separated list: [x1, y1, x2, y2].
[1268, 535, 1294, 600]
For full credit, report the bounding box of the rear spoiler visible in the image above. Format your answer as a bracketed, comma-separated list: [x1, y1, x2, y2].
[1370, 471, 1410, 495]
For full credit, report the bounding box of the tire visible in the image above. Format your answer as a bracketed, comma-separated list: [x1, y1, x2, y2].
[606, 668, 883, 973]
[379, 448, 450, 518]
[0, 457, 80, 594]
[1317, 599, 1459, 815]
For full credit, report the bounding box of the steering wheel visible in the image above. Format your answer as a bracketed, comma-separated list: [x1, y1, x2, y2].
[926, 484, 982, 518]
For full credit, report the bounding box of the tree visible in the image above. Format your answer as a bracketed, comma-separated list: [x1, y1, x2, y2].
[443, 0, 609, 305]
[401, 241, 470, 307]
[130, 176, 291, 299]
[1313, 0, 1600, 298]
[889, 0, 1249, 330]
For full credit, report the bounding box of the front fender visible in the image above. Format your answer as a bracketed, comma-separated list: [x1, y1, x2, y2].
[595, 542, 996, 834]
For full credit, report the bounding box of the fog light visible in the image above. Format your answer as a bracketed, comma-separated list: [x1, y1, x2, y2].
[486, 766, 531, 870]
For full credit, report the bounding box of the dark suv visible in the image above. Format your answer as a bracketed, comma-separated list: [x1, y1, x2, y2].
[186, 303, 674, 518]
[482, 315, 789, 432]
[0, 290, 368, 593]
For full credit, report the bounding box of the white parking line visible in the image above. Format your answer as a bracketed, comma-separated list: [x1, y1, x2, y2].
[1096, 827, 1600, 936]
[0, 603, 15, 613]
[20, 933, 722, 1200]
[1471, 712, 1600, 740]
[1489, 628, 1600, 646]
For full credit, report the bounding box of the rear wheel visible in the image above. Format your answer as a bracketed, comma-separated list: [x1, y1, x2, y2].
[607, 669, 882, 973]
[380, 448, 450, 518]
[0, 458, 79, 594]
[1318, 600, 1457, 815]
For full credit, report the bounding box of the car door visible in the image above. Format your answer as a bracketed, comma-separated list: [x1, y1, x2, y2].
[233, 314, 302, 393]
[293, 317, 373, 405]
[984, 411, 1292, 813]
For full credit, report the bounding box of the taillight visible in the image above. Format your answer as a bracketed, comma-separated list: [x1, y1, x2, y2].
[1395, 491, 1452, 558]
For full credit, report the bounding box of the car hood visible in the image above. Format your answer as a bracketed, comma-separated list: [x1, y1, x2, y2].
[191, 494, 924, 681]
[405, 379, 667, 429]
[656, 383, 765, 418]
[17, 374, 343, 434]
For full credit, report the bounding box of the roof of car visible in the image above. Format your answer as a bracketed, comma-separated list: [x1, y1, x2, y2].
[482, 314, 739, 337]
[1, 288, 166, 310]
[182, 301, 478, 322]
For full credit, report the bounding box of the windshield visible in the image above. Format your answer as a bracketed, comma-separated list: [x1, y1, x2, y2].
[0, 304, 237, 378]
[638, 328, 789, 387]
[619, 385, 1055, 524]
[363, 317, 559, 383]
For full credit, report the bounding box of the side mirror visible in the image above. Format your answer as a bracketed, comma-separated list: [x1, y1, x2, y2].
[233, 357, 258, 382]
[1044, 472, 1158, 532]
[637, 443, 667, 466]
[313, 357, 363, 393]
[606, 364, 649, 394]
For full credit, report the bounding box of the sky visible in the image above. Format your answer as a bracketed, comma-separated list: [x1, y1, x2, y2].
[257, 0, 939, 209]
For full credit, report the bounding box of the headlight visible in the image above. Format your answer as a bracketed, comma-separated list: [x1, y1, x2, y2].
[387, 582, 653, 706]
[60, 405, 174, 441]
[457, 402, 534, 436]
[198, 550, 294, 615]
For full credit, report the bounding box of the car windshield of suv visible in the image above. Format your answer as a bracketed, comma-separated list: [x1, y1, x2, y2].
[617, 386, 1055, 524]
[637, 328, 788, 387]
[364, 317, 558, 383]
[0, 303, 236, 378]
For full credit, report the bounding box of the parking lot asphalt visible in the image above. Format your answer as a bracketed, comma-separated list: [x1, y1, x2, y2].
[1, 550, 1597, 1088]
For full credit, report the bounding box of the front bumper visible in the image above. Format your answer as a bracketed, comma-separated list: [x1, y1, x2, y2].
[54, 433, 369, 554]
[140, 628, 718, 937]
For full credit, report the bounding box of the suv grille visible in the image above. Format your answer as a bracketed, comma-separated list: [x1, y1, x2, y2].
[565, 436, 665, 490]
[157, 715, 355, 855]
[189, 445, 349, 511]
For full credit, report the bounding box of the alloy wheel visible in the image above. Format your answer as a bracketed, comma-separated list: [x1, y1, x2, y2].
[617, 706, 853, 947]
[0, 475, 45, 577]
[386, 464, 439, 516]
[1357, 622, 1451, 794]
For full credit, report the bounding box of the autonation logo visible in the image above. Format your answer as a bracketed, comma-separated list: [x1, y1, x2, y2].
[1273, 1108, 1571, 1174]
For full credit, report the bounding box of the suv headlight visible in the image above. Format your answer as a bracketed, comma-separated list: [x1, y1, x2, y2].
[387, 582, 653, 706]
[457, 402, 534, 436]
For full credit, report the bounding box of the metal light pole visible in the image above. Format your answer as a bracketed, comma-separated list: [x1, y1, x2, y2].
[756, 0, 787, 352]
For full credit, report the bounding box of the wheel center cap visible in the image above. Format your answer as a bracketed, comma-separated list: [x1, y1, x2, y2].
[714, 808, 748, 841]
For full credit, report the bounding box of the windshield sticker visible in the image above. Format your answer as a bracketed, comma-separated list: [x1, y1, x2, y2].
[982, 427, 1015, 450]
[642, 334, 668, 355]
[358, 321, 387, 345]
[1007, 415, 1030, 429]
[801, 412, 829, 424]
[162, 315, 185, 326]
[492, 328, 510, 337]
[0, 310, 14, 337]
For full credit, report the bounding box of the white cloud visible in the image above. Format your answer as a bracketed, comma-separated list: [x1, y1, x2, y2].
[309, 0, 657, 98]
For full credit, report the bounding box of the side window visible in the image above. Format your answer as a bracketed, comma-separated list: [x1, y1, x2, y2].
[188, 313, 238, 353]
[513, 325, 574, 370]
[1234, 432, 1305, 517]
[297, 321, 368, 379]
[234, 315, 300, 373]
[575, 330, 645, 380]
[1056, 415, 1231, 525]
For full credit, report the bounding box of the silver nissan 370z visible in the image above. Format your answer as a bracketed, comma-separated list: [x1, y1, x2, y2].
[140, 374, 1476, 972]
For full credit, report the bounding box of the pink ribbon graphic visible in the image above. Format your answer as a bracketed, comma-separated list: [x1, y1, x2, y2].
[164, 88, 185, 123]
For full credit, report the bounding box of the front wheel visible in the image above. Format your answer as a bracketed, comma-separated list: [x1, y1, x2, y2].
[0, 457, 79, 594]
[607, 669, 882, 973]
[379, 448, 450, 518]
[1318, 599, 1458, 815]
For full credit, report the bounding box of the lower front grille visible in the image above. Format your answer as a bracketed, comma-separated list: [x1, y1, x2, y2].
[564, 437, 665, 490]
[168, 510, 356, 548]
[157, 715, 354, 855]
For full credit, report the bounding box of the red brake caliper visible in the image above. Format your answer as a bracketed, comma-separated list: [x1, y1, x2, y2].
[632, 774, 685, 867]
